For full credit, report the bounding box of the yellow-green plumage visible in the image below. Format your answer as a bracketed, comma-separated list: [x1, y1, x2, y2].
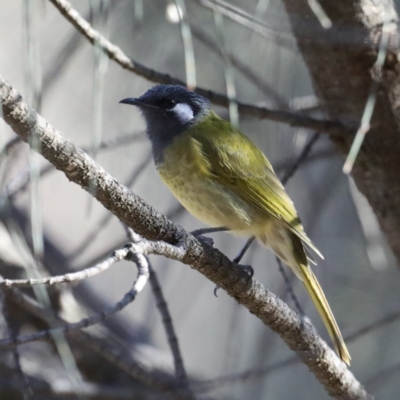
[158, 111, 350, 365]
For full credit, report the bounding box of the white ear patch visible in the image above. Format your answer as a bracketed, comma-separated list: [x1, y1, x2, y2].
[171, 103, 194, 123]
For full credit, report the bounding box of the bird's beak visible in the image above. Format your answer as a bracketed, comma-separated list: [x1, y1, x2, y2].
[119, 98, 142, 106]
[119, 98, 158, 110]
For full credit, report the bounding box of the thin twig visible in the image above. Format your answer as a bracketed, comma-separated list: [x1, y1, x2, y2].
[0, 136, 22, 158]
[196, 306, 400, 390]
[281, 131, 320, 185]
[276, 258, 305, 315]
[343, 12, 391, 174]
[149, 263, 194, 398]
[346, 308, 400, 343]
[307, 0, 332, 29]
[1, 291, 33, 399]
[196, 0, 296, 50]
[191, 26, 288, 108]
[90, 0, 110, 160]
[125, 228, 192, 394]
[196, 0, 393, 49]
[43, 4, 122, 94]
[20, 4, 84, 388]
[0, 242, 149, 348]
[0, 246, 130, 287]
[213, 10, 239, 127]
[366, 361, 400, 390]
[274, 148, 334, 173]
[194, 355, 298, 391]
[0, 136, 22, 186]
[174, 0, 196, 89]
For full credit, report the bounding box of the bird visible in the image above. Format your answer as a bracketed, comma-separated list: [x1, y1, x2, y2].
[120, 84, 351, 364]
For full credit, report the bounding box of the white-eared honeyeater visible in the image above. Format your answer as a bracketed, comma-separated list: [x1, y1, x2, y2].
[120, 84, 350, 364]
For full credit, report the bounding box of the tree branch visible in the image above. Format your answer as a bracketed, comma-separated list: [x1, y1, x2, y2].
[46, 0, 351, 136]
[0, 75, 371, 399]
[0, 246, 128, 287]
[0, 243, 149, 347]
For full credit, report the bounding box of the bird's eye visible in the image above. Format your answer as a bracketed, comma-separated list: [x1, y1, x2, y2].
[161, 99, 176, 110]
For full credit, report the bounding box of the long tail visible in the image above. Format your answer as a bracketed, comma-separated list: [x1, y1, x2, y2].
[300, 265, 351, 365]
[260, 229, 351, 364]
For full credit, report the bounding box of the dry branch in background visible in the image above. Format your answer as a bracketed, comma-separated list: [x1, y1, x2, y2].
[4, 285, 195, 400]
[0, 72, 372, 399]
[0, 242, 149, 347]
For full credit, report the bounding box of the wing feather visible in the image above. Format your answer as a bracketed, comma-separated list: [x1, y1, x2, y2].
[189, 113, 323, 258]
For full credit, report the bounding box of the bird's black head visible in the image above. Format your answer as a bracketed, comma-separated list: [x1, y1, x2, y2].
[120, 85, 211, 162]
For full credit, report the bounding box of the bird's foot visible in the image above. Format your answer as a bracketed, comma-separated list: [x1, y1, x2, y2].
[213, 263, 254, 298]
[191, 233, 215, 247]
[233, 237, 255, 264]
[190, 226, 229, 247]
[239, 264, 254, 279]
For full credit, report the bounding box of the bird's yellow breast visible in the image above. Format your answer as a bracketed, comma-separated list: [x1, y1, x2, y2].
[157, 132, 259, 232]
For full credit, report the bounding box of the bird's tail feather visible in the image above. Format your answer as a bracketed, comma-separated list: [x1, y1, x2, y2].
[258, 229, 350, 364]
[301, 266, 351, 365]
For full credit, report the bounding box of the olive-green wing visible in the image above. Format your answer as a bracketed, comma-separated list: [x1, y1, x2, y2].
[189, 114, 323, 258]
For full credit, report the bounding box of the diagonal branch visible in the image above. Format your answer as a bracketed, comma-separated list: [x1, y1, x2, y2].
[0, 75, 371, 400]
[148, 262, 194, 398]
[47, 0, 351, 136]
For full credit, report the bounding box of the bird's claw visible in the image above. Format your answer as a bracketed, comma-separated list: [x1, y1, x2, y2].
[239, 264, 254, 279]
[193, 234, 214, 247]
[190, 226, 229, 247]
[213, 264, 253, 298]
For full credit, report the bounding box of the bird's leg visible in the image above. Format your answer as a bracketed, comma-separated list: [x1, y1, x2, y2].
[214, 236, 256, 297]
[232, 236, 255, 278]
[190, 226, 229, 247]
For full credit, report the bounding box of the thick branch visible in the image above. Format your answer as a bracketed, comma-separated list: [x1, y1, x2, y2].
[0, 75, 371, 399]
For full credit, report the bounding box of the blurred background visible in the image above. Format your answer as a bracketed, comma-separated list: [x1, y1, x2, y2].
[1, 1, 400, 399]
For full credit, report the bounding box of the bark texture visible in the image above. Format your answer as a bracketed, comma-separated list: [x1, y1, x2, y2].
[281, 0, 400, 261]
